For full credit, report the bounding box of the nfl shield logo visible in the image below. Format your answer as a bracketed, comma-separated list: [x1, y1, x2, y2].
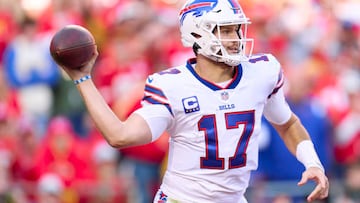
[221, 91, 229, 101]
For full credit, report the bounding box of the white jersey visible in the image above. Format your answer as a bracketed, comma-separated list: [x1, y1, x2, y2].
[135, 54, 291, 203]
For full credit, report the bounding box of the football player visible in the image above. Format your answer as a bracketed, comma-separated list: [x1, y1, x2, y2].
[57, 0, 329, 202]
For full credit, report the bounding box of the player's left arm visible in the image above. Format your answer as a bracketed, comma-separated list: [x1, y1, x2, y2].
[262, 55, 329, 202]
[271, 114, 329, 202]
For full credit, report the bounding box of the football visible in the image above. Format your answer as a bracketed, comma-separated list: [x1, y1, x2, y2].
[50, 24, 96, 69]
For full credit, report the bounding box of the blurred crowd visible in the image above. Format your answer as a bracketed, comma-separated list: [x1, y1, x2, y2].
[0, 0, 359, 202]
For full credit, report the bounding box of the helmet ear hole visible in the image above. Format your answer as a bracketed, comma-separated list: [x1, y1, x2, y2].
[192, 43, 201, 55]
[191, 33, 202, 55]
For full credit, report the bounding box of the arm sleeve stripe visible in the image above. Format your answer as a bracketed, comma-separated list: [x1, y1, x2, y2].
[142, 96, 174, 116]
[145, 84, 167, 99]
[267, 70, 284, 99]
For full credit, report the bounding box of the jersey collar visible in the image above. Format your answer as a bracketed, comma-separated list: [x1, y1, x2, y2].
[186, 58, 243, 91]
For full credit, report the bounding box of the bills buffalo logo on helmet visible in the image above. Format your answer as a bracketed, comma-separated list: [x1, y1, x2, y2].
[179, 0, 242, 25]
[179, 0, 218, 25]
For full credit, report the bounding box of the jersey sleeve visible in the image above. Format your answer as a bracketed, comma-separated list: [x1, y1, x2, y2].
[134, 105, 172, 141]
[263, 87, 292, 125]
[134, 74, 174, 141]
[263, 55, 292, 125]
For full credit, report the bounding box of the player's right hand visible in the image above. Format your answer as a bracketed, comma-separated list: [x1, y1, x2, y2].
[61, 46, 99, 81]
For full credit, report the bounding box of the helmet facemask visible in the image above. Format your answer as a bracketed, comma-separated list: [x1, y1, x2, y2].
[199, 22, 254, 66]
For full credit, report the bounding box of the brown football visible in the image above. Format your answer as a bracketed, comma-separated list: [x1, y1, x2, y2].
[50, 24, 96, 69]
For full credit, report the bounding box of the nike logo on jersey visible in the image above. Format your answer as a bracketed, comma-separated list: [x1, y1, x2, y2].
[147, 76, 154, 83]
[182, 96, 200, 114]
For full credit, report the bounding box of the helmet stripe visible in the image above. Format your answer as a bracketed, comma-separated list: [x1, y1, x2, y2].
[227, 0, 242, 14]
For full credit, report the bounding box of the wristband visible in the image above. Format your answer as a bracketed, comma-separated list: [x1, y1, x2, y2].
[74, 75, 91, 85]
[296, 140, 324, 172]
